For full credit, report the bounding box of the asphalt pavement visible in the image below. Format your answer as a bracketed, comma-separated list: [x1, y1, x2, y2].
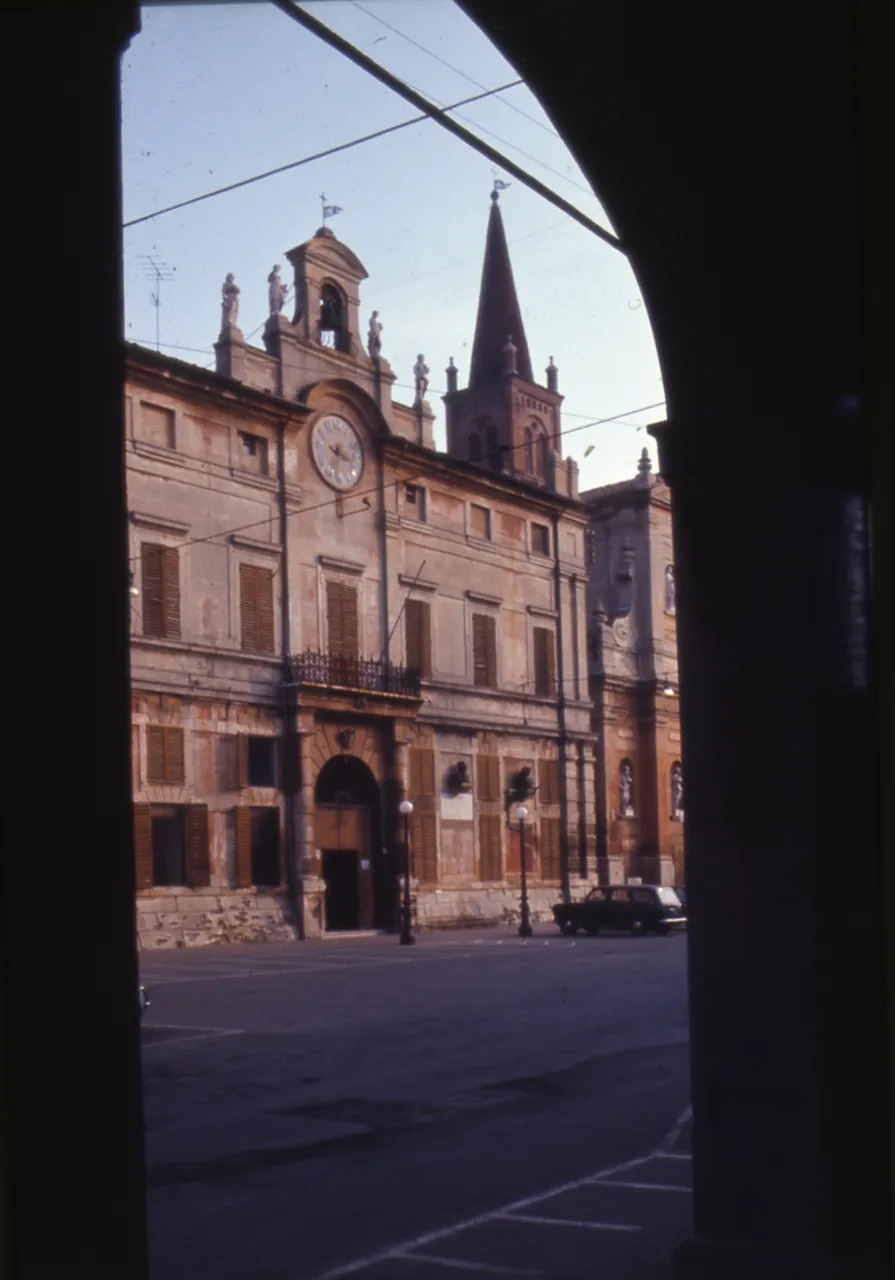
[140, 927, 691, 1279]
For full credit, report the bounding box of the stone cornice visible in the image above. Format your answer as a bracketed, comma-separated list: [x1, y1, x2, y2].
[398, 574, 438, 593]
[318, 554, 366, 575]
[129, 510, 190, 536]
[229, 533, 282, 557]
[467, 590, 502, 607]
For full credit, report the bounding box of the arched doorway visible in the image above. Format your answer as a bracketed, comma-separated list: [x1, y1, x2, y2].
[314, 754, 388, 932]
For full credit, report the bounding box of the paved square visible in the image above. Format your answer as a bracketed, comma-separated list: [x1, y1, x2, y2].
[141, 928, 690, 1279]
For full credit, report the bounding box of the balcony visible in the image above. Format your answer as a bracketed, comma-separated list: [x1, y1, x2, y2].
[290, 649, 422, 699]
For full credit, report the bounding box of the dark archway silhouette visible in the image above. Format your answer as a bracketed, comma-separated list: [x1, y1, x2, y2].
[315, 754, 390, 931]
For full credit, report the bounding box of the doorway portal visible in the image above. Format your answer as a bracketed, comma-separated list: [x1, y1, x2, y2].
[314, 753, 389, 931]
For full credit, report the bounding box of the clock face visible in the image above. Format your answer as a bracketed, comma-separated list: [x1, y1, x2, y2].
[311, 414, 364, 491]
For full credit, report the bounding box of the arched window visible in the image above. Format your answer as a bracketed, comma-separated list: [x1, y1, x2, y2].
[318, 283, 345, 351]
[468, 431, 483, 463]
[524, 426, 533, 473]
[665, 564, 676, 615]
[619, 758, 635, 817]
[486, 423, 502, 472]
[534, 429, 548, 478]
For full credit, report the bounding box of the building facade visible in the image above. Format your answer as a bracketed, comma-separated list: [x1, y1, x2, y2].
[128, 194, 604, 948]
[582, 454, 684, 885]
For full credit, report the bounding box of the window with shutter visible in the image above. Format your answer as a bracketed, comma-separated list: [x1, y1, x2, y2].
[240, 564, 275, 654]
[531, 523, 551, 556]
[146, 726, 185, 784]
[538, 758, 560, 805]
[541, 817, 561, 881]
[186, 805, 211, 888]
[409, 747, 435, 797]
[141, 544, 165, 637]
[133, 803, 154, 891]
[410, 810, 438, 885]
[476, 754, 500, 802]
[234, 806, 253, 888]
[327, 581, 359, 658]
[405, 600, 432, 678]
[478, 813, 502, 882]
[472, 613, 497, 688]
[533, 627, 556, 697]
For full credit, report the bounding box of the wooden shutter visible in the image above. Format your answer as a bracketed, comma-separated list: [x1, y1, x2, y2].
[327, 581, 359, 659]
[234, 806, 253, 888]
[541, 817, 561, 881]
[538, 758, 560, 805]
[240, 563, 258, 651]
[472, 614, 496, 688]
[533, 628, 556, 696]
[133, 803, 154, 891]
[405, 600, 432, 678]
[256, 567, 275, 653]
[166, 727, 185, 785]
[409, 747, 435, 797]
[141, 543, 165, 637]
[340, 583, 358, 658]
[146, 726, 166, 782]
[410, 811, 438, 885]
[478, 813, 502, 882]
[162, 547, 181, 637]
[186, 804, 211, 888]
[476, 754, 500, 802]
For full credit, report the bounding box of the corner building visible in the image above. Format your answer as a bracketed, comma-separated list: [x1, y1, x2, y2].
[128, 193, 600, 947]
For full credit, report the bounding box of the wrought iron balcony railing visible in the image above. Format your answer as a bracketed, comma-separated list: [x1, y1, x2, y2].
[290, 649, 421, 698]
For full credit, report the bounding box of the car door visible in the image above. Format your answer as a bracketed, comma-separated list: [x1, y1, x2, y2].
[630, 887, 657, 930]
[608, 887, 631, 930]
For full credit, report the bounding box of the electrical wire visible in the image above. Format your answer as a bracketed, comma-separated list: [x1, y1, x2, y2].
[126, 396, 665, 565]
[123, 80, 522, 229]
[271, 1, 622, 254]
[348, 0, 561, 140]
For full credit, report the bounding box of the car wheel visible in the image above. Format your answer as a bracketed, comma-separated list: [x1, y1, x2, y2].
[561, 920, 578, 936]
[656, 924, 670, 936]
[629, 918, 645, 936]
[585, 924, 600, 936]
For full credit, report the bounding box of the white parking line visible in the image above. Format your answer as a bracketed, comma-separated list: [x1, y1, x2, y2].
[656, 1152, 692, 1161]
[303, 1103, 692, 1280]
[498, 1214, 641, 1233]
[398, 1255, 542, 1275]
[141, 1027, 243, 1050]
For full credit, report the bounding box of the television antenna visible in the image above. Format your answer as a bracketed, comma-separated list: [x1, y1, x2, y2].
[138, 255, 176, 352]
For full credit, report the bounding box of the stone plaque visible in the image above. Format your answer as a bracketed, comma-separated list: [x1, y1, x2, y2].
[440, 792, 474, 822]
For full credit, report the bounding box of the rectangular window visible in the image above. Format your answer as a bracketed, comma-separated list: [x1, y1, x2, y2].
[479, 813, 502, 882]
[408, 746, 437, 886]
[140, 403, 175, 449]
[531, 523, 551, 556]
[472, 613, 497, 688]
[247, 736, 276, 787]
[327, 580, 359, 659]
[470, 504, 491, 540]
[404, 483, 426, 521]
[146, 726, 185, 785]
[240, 563, 275, 654]
[533, 627, 556, 697]
[538, 757, 560, 805]
[238, 430, 270, 476]
[404, 599, 432, 678]
[141, 542, 181, 639]
[476, 754, 501, 802]
[541, 817, 562, 882]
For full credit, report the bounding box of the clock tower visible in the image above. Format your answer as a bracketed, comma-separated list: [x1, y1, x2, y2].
[443, 189, 578, 498]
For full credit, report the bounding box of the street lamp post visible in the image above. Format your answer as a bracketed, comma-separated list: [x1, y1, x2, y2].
[398, 799, 415, 946]
[516, 805, 533, 938]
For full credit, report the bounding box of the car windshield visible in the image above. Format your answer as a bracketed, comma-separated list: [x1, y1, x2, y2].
[657, 887, 682, 907]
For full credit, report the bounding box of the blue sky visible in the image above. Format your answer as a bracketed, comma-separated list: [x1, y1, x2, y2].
[122, 2, 665, 486]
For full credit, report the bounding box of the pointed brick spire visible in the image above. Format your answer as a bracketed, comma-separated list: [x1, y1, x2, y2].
[469, 191, 533, 387]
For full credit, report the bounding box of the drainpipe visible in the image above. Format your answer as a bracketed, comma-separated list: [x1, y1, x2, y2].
[277, 420, 304, 939]
[570, 571, 587, 880]
[552, 513, 571, 904]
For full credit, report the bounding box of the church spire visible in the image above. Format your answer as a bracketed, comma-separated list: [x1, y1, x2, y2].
[468, 190, 533, 387]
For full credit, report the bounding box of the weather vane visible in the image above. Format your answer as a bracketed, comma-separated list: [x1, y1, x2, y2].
[491, 168, 511, 196]
[320, 193, 344, 226]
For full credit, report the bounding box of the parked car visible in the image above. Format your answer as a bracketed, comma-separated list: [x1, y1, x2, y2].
[675, 886, 687, 913]
[553, 884, 687, 936]
[139, 985, 149, 1018]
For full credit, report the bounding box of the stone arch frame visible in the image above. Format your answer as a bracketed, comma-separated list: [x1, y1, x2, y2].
[523, 425, 533, 473]
[618, 757, 635, 818]
[468, 428, 483, 462]
[307, 722, 386, 794]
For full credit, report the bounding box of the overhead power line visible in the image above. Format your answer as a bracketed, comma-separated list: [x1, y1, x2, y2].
[123, 80, 521, 229]
[349, 0, 561, 140]
[127, 396, 665, 565]
[270, 1, 623, 255]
